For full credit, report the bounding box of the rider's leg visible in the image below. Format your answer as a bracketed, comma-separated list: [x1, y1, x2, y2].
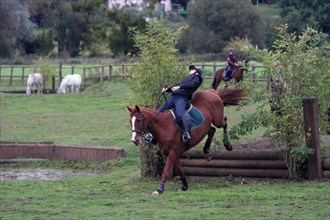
[173, 96, 190, 144]
[159, 96, 175, 112]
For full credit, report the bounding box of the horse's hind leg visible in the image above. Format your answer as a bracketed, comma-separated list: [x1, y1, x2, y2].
[203, 126, 216, 155]
[222, 116, 232, 151]
[174, 159, 188, 191]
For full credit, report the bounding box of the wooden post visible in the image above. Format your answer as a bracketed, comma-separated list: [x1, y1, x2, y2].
[0, 66, 2, 83]
[303, 97, 322, 179]
[58, 63, 62, 85]
[100, 66, 103, 84]
[122, 64, 125, 79]
[9, 66, 14, 86]
[213, 64, 217, 79]
[71, 66, 74, 75]
[82, 67, 86, 88]
[52, 76, 55, 94]
[21, 67, 25, 85]
[109, 65, 112, 81]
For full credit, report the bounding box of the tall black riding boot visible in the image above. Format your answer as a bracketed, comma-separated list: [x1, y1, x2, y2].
[182, 117, 191, 147]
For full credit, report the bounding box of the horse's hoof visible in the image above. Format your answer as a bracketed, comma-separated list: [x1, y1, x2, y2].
[152, 191, 160, 195]
[203, 153, 212, 161]
[225, 144, 233, 151]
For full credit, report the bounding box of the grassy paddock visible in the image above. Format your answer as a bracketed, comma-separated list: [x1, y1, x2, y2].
[1, 80, 329, 219]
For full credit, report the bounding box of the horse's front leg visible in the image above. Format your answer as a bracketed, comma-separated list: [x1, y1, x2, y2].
[152, 152, 177, 195]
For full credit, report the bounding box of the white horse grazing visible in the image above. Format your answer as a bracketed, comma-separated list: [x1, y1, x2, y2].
[58, 74, 82, 94]
[26, 73, 44, 94]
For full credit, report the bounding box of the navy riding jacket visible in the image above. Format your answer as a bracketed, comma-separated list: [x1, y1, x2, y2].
[168, 74, 203, 100]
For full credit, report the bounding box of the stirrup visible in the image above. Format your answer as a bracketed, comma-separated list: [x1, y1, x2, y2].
[182, 132, 191, 142]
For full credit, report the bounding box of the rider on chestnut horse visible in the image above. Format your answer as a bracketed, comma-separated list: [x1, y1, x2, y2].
[225, 48, 238, 80]
[159, 65, 203, 146]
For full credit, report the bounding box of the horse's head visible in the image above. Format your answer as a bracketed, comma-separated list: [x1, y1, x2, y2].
[127, 105, 149, 146]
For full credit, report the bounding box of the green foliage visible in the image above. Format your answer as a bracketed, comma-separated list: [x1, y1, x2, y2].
[107, 8, 147, 57]
[279, 0, 330, 34]
[0, 0, 36, 58]
[130, 20, 188, 108]
[182, 0, 265, 54]
[224, 36, 253, 59]
[33, 58, 56, 89]
[233, 25, 330, 177]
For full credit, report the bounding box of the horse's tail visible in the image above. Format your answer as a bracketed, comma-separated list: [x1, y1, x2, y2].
[217, 87, 246, 106]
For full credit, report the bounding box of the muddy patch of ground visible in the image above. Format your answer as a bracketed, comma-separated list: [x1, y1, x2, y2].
[0, 168, 102, 180]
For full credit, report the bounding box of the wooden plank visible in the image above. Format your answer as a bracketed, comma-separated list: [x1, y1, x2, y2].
[183, 167, 289, 178]
[180, 159, 287, 169]
[323, 170, 330, 178]
[180, 149, 283, 160]
[322, 158, 330, 170]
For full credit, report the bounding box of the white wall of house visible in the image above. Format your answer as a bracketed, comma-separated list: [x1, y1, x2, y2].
[108, 0, 173, 14]
[108, 0, 144, 10]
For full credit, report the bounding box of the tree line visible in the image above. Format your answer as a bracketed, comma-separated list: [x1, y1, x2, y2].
[0, 0, 329, 60]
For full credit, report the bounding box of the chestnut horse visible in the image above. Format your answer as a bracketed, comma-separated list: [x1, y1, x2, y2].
[128, 88, 245, 195]
[211, 60, 249, 90]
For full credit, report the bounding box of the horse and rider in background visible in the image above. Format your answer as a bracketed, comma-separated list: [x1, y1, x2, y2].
[212, 48, 249, 90]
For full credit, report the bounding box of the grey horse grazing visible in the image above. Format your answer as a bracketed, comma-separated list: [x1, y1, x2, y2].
[26, 73, 44, 94]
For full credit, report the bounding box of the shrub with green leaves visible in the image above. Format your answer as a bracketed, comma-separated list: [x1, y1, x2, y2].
[129, 19, 188, 108]
[33, 57, 56, 89]
[231, 25, 330, 178]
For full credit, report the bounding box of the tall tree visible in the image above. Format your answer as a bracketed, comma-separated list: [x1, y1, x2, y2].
[182, 0, 264, 54]
[0, 0, 36, 58]
[53, 1, 86, 57]
[279, 0, 330, 34]
[107, 8, 146, 57]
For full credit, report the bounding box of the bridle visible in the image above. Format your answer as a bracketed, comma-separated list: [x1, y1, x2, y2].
[131, 111, 149, 136]
[131, 109, 161, 143]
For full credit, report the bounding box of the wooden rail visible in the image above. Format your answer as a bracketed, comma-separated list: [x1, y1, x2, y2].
[0, 63, 267, 87]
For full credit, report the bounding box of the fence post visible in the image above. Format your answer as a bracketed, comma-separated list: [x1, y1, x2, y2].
[83, 67, 86, 88]
[59, 63, 62, 86]
[303, 97, 322, 179]
[9, 66, 14, 86]
[21, 66, 25, 85]
[122, 64, 125, 79]
[100, 66, 103, 84]
[109, 65, 112, 81]
[213, 64, 217, 79]
[0, 66, 2, 83]
[52, 76, 55, 94]
[71, 66, 74, 75]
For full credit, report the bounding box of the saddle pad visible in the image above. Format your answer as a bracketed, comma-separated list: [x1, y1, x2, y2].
[188, 106, 204, 130]
[169, 106, 204, 130]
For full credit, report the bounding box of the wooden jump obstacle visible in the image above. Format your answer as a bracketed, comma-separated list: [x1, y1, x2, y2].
[323, 158, 330, 178]
[179, 149, 289, 178]
[179, 148, 330, 178]
[0, 141, 126, 162]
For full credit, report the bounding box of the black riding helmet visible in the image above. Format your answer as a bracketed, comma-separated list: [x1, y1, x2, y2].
[189, 65, 203, 74]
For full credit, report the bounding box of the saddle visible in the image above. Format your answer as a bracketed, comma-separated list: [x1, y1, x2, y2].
[169, 105, 205, 131]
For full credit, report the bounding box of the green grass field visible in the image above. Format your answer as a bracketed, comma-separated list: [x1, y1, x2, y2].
[1, 80, 329, 219]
